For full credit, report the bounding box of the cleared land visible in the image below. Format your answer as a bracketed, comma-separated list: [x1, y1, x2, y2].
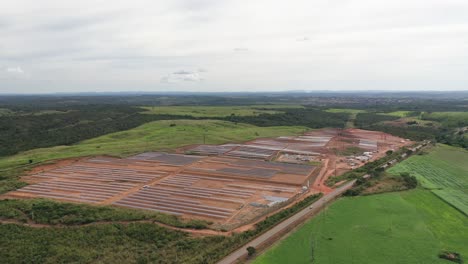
[141, 105, 304, 117]
[253, 189, 468, 264]
[4, 127, 410, 230]
[6, 152, 317, 226]
[388, 144, 468, 215]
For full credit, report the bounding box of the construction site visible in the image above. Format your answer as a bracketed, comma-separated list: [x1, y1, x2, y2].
[5, 128, 410, 229]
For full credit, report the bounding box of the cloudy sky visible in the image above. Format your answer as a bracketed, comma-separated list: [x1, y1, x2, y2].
[1, 0, 468, 93]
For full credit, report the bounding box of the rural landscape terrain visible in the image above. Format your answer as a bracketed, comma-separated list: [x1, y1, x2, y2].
[3, 1, 468, 263]
[0, 92, 467, 263]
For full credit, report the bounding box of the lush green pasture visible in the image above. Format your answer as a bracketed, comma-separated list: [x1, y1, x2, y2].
[421, 111, 468, 127]
[141, 105, 303, 117]
[0, 108, 14, 116]
[388, 144, 468, 215]
[378, 110, 414, 117]
[254, 189, 468, 264]
[0, 120, 306, 193]
[325, 108, 367, 114]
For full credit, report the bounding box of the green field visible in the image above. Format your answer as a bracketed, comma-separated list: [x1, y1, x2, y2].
[377, 111, 414, 117]
[0, 108, 14, 116]
[254, 189, 468, 264]
[421, 111, 468, 127]
[141, 105, 304, 117]
[388, 144, 468, 215]
[0, 120, 306, 193]
[325, 108, 367, 114]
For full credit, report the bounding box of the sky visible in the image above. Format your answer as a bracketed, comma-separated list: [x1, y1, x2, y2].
[1, 0, 468, 93]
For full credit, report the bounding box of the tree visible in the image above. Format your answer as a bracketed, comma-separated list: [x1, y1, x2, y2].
[247, 246, 256, 257]
[386, 150, 393, 155]
[400, 172, 418, 189]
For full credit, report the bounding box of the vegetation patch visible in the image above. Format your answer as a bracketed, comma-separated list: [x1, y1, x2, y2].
[334, 146, 364, 156]
[439, 251, 463, 264]
[421, 112, 468, 127]
[141, 105, 304, 117]
[359, 173, 417, 195]
[0, 193, 322, 264]
[377, 110, 414, 117]
[0, 120, 306, 194]
[325, 108, 367, 114]
[253, 189, 468, 264]
[388, 144, 468, 215]
[0, 199, 208, 228]
[0, 222, 233, 264]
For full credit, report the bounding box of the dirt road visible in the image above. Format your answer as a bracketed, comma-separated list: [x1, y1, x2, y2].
[217, 180, 356, 264]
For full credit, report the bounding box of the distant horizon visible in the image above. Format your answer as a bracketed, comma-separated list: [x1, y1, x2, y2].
[1, 89, 467, 96]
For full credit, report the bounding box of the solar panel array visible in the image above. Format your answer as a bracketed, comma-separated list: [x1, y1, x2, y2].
[114, 174, 255, 219]
[10, 150, 317, 220]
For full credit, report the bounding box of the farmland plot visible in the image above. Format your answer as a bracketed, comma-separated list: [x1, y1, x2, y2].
[253, 190, 468, 264]
[388, 144, 468, 215]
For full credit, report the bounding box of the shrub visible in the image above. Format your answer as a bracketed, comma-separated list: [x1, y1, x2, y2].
[438, 251, 463, 264]
[400, 172, 418, 189]
[247, 246, 256, 257]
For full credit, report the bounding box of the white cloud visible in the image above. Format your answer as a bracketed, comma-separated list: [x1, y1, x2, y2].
[233, 48, 249, 52]
[161, 70, 204, 83]
[0, 0, 468, 92]
[5, 66, 24, 74]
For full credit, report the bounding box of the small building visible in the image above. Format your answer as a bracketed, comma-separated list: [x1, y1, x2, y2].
[356, 156, 370, 162]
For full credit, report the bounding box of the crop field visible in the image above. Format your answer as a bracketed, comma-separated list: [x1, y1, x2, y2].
[388, 144, 468, 215]
[253, 189, 468, 264]
[140, 105, 304, 117]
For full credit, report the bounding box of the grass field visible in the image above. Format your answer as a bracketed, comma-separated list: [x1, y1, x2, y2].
[388, 144, 468, 215]
[253, 189, 468, 264]
[0, 120, 306, 193]
[0, 108, 14, 116]
[325, 108, 367, 114]
[421, 111, 468, 127]
[141, 105, 304, 117]
[378, 111, 414, 117]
